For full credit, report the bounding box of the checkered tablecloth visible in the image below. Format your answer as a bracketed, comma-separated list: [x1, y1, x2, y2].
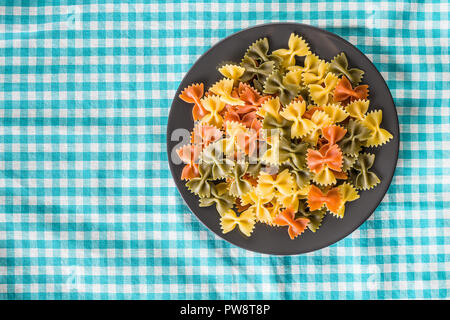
[0, 1, 448, 300]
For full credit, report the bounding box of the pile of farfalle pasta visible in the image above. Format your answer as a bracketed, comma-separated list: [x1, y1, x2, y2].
[176, 33, 393, 239]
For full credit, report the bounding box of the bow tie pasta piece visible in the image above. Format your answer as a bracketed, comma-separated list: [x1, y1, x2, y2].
[220, 209, 256, 237]
[175, 144, 202, 180]
[345, 99, 370, 121]
[322, 104, 349, 123]
[240, 55, 276, 85]
[309, 72, 339, 106]
[296, 200, 327, 232]
[302, 59, 329, 85]
[257, 169, 295, 199]
[333, 182, 360, 218]
[225, 121, 259, 156]
[341, 153, 357, 172]
[283, 69, 303, 87]
[186, 163, 213, 198]
[280, 139, 309, 171]
[307, 143, 343, 174]
[280, 100, 316, 138]
[351, 153, 381, 190]
[199, 141, 235, 180]
[321, 125, 347, 146]
[229, 162, 253, 197]
[302, 110, 333, 146]
[261, 135, 308, 170]
[218, 64, 245, 83]
[259, 97, 292, 137]
[200, 95, 226, 128]
[244, 37, 282, 65]
[338, 119, 371, 156]
[307, 184, 341, 214]
[236, 82, 270, 109]
[209, 78, 245, 106]
[333, 76, 369, 104]
[277, 183, 311, 212]
[287, 54, 321, 73]
[361, 110, 393, 147]
[261, 113, 292, 141]
[257, 96, 281, 120]
[329, 52, 365, 85]
[199, 182, 236, 216]
[240, 189, 274, 224]
[312, 166, 338, 186]
[273, 207, 310, 239]
[225, 121, 248, 141]
[190, 122, 223, 148]
[224, 105, 261, 130]
[179, 83, 207, 121]
[263, 70, 300, 106]
[272, 33, 311, 68]
[281, 162, 312, 189]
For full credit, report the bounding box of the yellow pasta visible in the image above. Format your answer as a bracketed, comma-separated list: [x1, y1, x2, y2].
[312, 166, 337, 186]
[334, 182, 360, 218]
[280, 100, 316, 138]
[218, 64, 245, 82]
[308, 72, 339, 105]
[302, 60, 329, 85]
[200, 95, 226, 128]
[283, 69, 303, 86]
[345, 99, 369, 120]
[272, 33, 311, 68]
[209, 78, 245, 106]
[256, 96, 282, 121]
[240, 189, 274, 224]
[361, 110, 393, 147]
[220, 209, 256, 237]
[302, 110, 333, 145]
[322, 104, 349, 123]
[265, 199, 283, 225]
[287, 54, 321, 73]
[260, 133, 282, 165]
[278, 184, 311, 212]
[257, 169, 295, 199]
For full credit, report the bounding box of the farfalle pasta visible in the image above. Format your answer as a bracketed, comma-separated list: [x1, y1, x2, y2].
[176, 33, 392, 239]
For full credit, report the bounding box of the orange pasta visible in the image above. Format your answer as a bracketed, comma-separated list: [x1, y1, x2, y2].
[176, 144, 201, 180]
[333, 76, 369, 104]
[273, 207, 310, 239]
[322, 125, 347, 145]
[179, 83, 207, 121]
[190, 123, 223, 148]
[307, 185, 341, 214]
[307, 143, 343, 173]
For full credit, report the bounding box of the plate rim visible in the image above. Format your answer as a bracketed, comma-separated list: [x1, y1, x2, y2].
[166, 22, 400, 256]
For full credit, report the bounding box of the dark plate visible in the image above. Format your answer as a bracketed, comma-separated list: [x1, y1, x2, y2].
[166, 23, 399, 255]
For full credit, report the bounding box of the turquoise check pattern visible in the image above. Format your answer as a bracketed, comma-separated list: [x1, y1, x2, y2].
[0, 0, 449, 300]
